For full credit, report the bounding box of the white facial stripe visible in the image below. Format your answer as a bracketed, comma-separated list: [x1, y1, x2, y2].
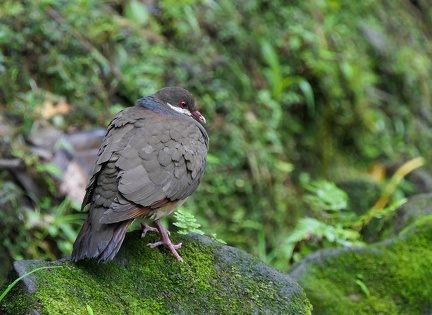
[167, 102, 191, 116]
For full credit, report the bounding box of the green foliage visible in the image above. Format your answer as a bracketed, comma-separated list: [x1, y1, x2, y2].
[26, 197, 83, 260]
[0, 181, 22, 210]
[1, 234, 312, 315]
[0, 0, 431, 278]
[2, 195, 83, 262]
[286, 180, 363, 263]
[354, 198, 407, 230]
[303, 180, 349, 212]
[287, 179, 410, 264]
[173, 208, 205, 235]
[0, 138, 83, 262]
[0, 266, 63, 303]
[12, 148, 61, 195]
[355, 274, 371, 297]
[0, 180, 29, 262]
[173, 208, 227, 244]
[210, 233, 227, 245]
[294, 216, 432, 314]
[86, 305, 95, 315]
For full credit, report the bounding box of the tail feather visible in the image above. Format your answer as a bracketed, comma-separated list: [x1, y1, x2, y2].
[71, 206, 133, 262]
[95, 220, 133, 262]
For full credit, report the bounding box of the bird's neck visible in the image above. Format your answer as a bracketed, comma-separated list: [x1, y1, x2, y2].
[136, 95, 209, 147]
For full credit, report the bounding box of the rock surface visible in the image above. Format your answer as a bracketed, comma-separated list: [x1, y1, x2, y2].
[392, 193, 432, 234]
[1, 232, 312, 315]
[290, 212, 432, 315]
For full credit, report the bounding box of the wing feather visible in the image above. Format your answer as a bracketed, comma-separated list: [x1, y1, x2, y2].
[99, 112, 208, 223]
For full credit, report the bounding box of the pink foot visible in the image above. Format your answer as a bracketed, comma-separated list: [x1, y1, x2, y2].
[146, 221, 183, 262]
[140, 223, 159, 238]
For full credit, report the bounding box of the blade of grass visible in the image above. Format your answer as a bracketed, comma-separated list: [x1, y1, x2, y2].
[0, 265, 63, 302]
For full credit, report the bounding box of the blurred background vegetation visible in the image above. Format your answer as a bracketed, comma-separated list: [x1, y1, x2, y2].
[1, 0, 431, 283]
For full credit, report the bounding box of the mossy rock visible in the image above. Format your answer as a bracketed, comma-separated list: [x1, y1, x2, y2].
[373, 193, 432, 242]
[392, 193, 432, 233]
[1, 232, 312, 315]
[289, 215, 432, 314]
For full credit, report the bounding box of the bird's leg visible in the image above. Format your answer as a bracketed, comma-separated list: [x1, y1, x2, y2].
[141, 223, 171, 238]
[140, 223, 159, 238]
[146, 220, 183, 262]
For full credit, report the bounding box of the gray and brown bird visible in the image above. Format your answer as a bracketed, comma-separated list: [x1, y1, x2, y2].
[71, 87, 209, 263]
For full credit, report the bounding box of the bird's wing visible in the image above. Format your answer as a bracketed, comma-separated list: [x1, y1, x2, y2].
[99, 111, 208, 224]
[73, 108, 146, 261]
[81, 107, 146, 210]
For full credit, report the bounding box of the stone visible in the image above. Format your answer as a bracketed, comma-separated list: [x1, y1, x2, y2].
[289, 214, 432, 315]
[1, 232, 312, 315]
[392, 193, 432, 233]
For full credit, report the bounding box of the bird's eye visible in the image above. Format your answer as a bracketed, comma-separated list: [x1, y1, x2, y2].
[179, 101, 188, 109]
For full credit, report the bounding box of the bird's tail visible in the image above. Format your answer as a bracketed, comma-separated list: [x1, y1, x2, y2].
[71, 206, 133, 263]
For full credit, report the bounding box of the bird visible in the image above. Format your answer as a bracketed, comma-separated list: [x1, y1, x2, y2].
[71, 87, 209, 263]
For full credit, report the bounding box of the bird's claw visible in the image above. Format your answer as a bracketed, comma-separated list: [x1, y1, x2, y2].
[147, 241, 183, 262]
[141, 223, 172, 238]
[140, 223, 159, 238]
[147, 241, 182, 250]
[145, 221, 183, 261]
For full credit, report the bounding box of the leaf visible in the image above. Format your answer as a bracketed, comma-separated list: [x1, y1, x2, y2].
[173, 208, 204, 235]
[355, 279, 370, 297]
[286, 217, 363, 249]
[124, 0, 149, 26]
[211, 233, 227, 244]
[298, 79, 315, 116]
[303, 180, 348, 212]
[86, 304, 95, 315]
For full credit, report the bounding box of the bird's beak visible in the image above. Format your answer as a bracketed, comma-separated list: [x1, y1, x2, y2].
[191, 110, 206, 124]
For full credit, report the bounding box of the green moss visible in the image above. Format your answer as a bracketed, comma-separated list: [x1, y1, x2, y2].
[292, 215, 432, 314]
[2, 232, 312, 314]
[0, 285, 32, 315]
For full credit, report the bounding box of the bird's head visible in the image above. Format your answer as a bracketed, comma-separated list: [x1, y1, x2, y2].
[154, 87, 206, 125]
